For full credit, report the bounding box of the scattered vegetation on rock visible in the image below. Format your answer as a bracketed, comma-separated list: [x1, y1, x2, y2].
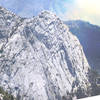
[88, 69, 100, 96]
[0, 87, 16, 100]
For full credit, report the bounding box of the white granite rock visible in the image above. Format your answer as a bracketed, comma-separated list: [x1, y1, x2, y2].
[0, 7, 91, 100]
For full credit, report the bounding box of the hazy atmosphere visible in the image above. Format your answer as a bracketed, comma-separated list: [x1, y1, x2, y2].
[0, 0, 100, 100]
[0, 0, 100, 26]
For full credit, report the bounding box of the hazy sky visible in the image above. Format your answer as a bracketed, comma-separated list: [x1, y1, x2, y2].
[0, 0, 100, 26]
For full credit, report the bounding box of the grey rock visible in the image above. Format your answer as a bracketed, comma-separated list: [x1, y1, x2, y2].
[0, 7, 91, 100]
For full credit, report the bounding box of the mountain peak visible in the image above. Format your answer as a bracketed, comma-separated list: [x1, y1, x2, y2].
[0, 6, 94, 100]
[40, 10, 54, 15]
[37, 10, 61, 25]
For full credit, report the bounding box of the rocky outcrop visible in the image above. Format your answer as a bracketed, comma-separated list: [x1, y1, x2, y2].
[0, 7, 92, 100]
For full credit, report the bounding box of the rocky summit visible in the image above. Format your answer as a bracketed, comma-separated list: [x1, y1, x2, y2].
[0, 7, 92, 100]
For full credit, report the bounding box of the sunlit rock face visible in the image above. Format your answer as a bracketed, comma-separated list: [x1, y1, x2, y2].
[0, 7, 91, 100]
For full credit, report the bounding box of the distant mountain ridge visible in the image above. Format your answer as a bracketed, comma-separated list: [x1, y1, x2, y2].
[65, 20, 100, 73]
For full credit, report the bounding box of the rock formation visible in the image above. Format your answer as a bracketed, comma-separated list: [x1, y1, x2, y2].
[0, 7, 92, 100]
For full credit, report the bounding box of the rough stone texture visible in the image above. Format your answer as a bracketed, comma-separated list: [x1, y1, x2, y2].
[0, 7, 91, 100]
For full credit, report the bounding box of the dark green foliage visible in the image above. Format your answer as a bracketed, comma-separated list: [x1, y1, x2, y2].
[76, 87, 87, 99]
[88, 69, 100, 96]
[0, 49, 3, 53]
[62, 91, 76, 100]
[0, 87, 16, 100]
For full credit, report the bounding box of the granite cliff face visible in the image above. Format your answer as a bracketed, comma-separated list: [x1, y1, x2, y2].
[0, 7, 92, 100]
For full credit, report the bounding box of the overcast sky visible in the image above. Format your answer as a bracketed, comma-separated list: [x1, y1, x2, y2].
[0, 0, 100, 26]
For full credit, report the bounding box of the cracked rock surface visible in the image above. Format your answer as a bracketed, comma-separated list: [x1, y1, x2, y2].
[0, 7, 91, 100]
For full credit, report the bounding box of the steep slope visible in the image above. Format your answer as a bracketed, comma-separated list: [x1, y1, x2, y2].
[0, 7, 92, 100]
[65, 20, 100, 73]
